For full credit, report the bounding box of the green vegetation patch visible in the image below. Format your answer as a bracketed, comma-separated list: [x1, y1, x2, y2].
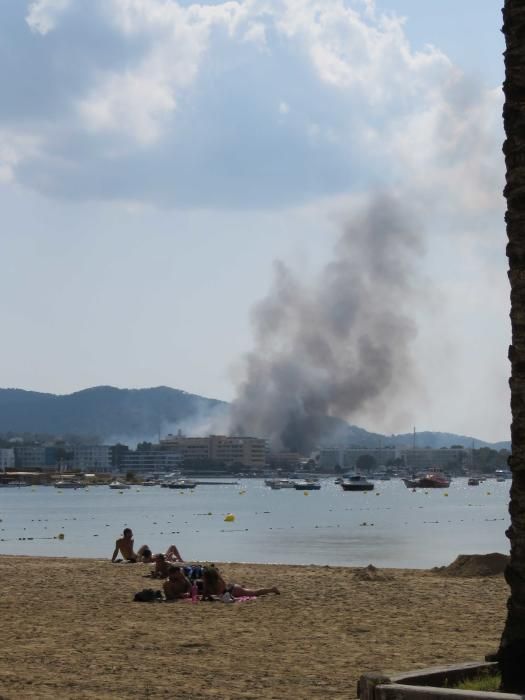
[452, 672, 501, 692]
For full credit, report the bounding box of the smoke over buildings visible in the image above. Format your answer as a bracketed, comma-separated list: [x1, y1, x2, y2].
[230, 194, 425, 454]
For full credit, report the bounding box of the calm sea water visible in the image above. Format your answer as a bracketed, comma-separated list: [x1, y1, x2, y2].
[0, 478, 510, 568]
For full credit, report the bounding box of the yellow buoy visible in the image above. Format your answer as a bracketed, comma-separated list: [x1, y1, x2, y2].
[304, 491, 309, 496]
[444, 492, 448, 497]
[239, 490, 246, 495]
[57, 533, 65, 540]
[224, 513, 235, 522]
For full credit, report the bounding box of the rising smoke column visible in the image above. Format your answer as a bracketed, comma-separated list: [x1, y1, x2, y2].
[230, 194, 425, 454]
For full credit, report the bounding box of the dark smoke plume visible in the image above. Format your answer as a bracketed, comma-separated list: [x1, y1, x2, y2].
[230, 194, 424, 454]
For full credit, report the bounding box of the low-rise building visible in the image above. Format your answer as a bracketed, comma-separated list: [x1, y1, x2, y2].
[14, 446, 47, 469]
[160, 434, 266, 468]
[0, 448, 15, 471]
[319, 446, 471, 473]
[73, 445, 112, 473]
[119, 450, 184, 474]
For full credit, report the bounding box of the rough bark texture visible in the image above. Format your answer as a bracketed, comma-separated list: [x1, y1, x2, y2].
[499, 1, 525, 693]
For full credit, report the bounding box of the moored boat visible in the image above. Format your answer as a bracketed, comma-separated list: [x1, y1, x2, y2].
[467, 477, 480, 486]
[341, 475, 374, 491]
[267, 478, 296, 489]
[168, 479, 197, 489]
[402, 473, 450, 489]
[54, 480, 86, 489]
[109, 480, 131, 490]
[293, 480, 321, 490]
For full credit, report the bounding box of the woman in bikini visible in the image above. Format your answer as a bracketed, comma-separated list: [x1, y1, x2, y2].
[201, 566, 280, 599]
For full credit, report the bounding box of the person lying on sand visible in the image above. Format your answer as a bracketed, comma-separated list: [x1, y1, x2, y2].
[111, 528, 138, 563]
[201, 566, 280, 600]
[163, 565, 191, 600]
[136, 545, 185, 576]
[136, 546, 155, 563]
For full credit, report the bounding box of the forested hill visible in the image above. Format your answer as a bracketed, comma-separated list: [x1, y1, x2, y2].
[0, 385, 510, 450]
[0, 386, 227, 441]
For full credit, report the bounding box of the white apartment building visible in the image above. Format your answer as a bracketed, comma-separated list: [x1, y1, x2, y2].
[0, 448, 15, 471]
[73, 445, 112, 473]
[160, 434, 267, 468]
[119, 450, 184, 474]
[14, 446, 47, 469]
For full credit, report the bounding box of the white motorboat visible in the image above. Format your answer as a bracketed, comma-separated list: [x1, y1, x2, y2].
[109, 481, 131, 490]
[54, 480, 86, 489]
[168, 479, 197, 489]
[267, 478, 296, 489]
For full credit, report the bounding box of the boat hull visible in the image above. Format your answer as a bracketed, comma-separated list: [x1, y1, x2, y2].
[402, 476, 450, 489]
[341, 483, 374, 491]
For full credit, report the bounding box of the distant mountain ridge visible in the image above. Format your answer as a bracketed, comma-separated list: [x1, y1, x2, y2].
[0, 386, 227, 442]
[0, 386, 510, 450]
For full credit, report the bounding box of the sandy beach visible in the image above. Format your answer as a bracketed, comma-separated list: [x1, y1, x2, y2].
[0, 556, 508, 699]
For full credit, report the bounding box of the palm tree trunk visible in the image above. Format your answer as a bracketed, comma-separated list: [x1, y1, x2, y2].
[499, 0, 525, 693]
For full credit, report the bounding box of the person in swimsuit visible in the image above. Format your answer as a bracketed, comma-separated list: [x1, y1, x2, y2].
[153, 553, 170, 578]
[164, 544, 184, 562]
[163, 565, 191, 600]
[111, 528, 137, 562]
[201, 566, 280, 599]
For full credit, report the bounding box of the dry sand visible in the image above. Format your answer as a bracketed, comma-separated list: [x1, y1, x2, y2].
[0, 556, 508, 700]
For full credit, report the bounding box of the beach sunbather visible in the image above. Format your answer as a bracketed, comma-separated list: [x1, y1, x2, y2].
[137, 545, 154, 563]
[201, 566, 280, 599]
[163, 565, 191, 600]
[111, 528, 138, 562]
[147, 553, 170, 579]
[164, 544, 183, 562]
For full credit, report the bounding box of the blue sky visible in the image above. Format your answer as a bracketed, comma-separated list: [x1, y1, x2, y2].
[0, 0, 508, 441]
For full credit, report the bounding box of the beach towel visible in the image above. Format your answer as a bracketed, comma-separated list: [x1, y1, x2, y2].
[206, 594, 257, 604]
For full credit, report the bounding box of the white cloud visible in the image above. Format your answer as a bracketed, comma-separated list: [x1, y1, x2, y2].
[273, 0, 452, 103]
[8, 0, 503, 216]
[0, 131, 40, 184]
[385, 81, 504, 217]
[26, 0, 70, 35]
[76, 0, 260, 144]
[78, 69, 177, 146]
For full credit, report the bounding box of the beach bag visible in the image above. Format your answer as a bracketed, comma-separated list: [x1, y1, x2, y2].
[133, 588, 163, 602]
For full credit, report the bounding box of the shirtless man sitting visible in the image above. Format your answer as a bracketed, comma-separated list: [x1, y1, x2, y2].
[163, 565, 191, 600]
[111, 528, 139, 562]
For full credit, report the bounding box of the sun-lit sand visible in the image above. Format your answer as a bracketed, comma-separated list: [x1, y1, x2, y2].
[0, 556, 508, 699]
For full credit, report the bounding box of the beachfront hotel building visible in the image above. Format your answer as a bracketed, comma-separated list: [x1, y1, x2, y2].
[0, 448, 15, 471]
[73, 445, 113, 473]
[160, 434, 267, 469]
[118, 450, 184, 474]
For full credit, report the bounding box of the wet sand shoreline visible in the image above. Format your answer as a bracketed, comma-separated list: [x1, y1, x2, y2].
[0, 556, 508, 699]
